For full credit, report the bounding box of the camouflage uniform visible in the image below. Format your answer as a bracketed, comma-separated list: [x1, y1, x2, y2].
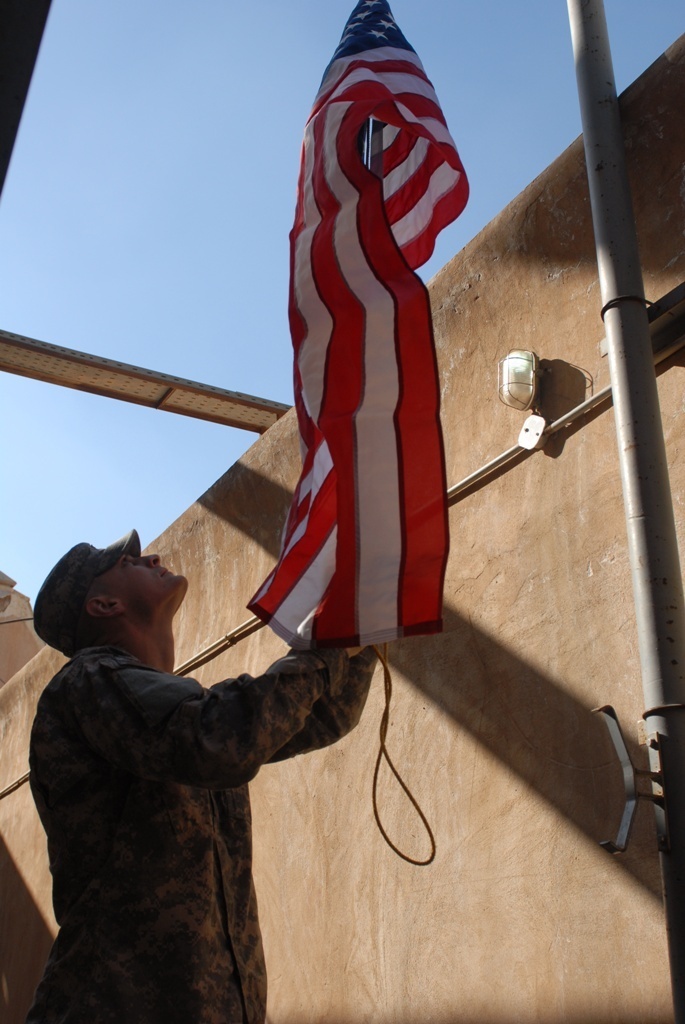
[27, 643, 376, 1024]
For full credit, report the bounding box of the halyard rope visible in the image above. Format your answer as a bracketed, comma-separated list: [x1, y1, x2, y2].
[371, 644, 436, 865]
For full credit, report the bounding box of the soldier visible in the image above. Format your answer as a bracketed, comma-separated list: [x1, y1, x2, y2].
[27, 530, 376, 1024]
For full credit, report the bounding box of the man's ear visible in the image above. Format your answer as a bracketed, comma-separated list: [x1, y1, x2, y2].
[83, 594, 125, 620]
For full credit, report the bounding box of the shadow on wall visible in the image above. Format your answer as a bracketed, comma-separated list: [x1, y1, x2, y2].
[198, 457, 294, 561]
[0, 833, 53, 1024]
[537, 357, 592, 458]
[392, 603, 662, 901]
[195, 455, 663, 902]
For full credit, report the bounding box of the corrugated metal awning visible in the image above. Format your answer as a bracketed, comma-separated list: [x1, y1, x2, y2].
[0, 328, 291, 433]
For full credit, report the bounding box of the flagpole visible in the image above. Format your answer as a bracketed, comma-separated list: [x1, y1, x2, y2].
[567, 1, 685, 1016]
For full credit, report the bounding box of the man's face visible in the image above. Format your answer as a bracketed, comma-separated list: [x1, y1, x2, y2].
[88, 552, 188, 625]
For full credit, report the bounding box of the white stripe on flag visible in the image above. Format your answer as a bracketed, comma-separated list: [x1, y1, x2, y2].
[381, 124, 401, 148]
[382, 137, 429, 200]
[270, 527, 338, 648]
[280, 442, 334, 557]
[393, 101, 456, 148]
[327, 67, 441, 108]
[323, 103, 403, 635]
[313, 45, 426, 106]
[390, 163, 462, 248]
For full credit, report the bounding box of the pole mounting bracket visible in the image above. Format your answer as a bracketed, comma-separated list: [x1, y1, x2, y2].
[593, 705, 668, 854]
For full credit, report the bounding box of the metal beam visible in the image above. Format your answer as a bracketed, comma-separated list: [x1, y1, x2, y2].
[0, 0, 52, 199]
[0, 328, 291, 433]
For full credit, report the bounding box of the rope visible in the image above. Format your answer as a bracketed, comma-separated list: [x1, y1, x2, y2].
[371, 644, 436, 866]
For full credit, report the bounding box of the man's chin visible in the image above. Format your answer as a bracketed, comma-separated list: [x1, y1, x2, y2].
[172, 573, 190, 604]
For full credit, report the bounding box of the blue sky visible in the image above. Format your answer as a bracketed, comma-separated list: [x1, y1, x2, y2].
[1, 0, 682, 604]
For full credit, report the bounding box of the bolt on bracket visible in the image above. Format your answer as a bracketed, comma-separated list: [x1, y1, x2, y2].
[593, 704, 667, 854]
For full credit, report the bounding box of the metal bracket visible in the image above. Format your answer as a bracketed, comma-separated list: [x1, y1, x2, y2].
[593, 705, 667, 854]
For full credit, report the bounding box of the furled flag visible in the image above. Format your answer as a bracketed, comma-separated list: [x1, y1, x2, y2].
[249, 0, 468, 649]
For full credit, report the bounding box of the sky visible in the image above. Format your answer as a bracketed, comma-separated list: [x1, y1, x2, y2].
[1, 0, 682, 605]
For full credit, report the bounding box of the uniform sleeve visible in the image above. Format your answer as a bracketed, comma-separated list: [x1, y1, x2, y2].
[268, 646, 377, 762]
[66, 648, 352, 789]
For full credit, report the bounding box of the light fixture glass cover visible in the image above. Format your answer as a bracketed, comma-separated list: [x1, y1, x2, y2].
[498, 350, 539, 411]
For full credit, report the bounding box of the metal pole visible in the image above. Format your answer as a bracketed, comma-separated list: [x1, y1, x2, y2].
[567, 1, 685, 1016]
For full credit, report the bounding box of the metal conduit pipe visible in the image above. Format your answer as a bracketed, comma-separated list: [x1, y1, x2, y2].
[567, 1, 685, 1017]
[175, 616, 264, 677]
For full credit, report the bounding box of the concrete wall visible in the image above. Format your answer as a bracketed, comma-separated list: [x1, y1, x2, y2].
[2, 35, 684, 1024]
[0, 572, 43, 689]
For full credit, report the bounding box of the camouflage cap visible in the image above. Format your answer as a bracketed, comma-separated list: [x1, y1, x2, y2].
[33, 530, 141, 657]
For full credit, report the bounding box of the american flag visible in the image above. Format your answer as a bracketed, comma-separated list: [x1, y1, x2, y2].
[249, 0, 468, 649]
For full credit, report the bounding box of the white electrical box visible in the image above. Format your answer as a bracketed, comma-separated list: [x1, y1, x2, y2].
[518, 414, 547, 450]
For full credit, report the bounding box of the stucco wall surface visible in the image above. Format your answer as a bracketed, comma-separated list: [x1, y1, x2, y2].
[2, 34, 684, 1024]
[0, 574, 43, 688]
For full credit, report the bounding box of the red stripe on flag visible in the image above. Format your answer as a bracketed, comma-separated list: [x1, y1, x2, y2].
[345, 140, 448, 630]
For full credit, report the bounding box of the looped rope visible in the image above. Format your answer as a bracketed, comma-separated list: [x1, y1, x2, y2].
[371, 644, 436, 866]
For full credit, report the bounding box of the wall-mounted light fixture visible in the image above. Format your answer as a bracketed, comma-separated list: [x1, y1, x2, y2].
[498, 350, 540, 411]
[498, 350, 548, 450]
